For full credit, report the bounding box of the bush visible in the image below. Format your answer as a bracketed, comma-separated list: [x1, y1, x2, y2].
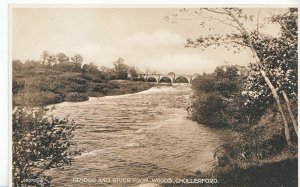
[12, 59, 155, 106]
[12, 78, 25, 95]
[190, 93, 228, 127]
[88, 83, 106, 92]
[107, 81, 121, 89]
[12, 107, 79, 186]
[229, 109, 287, 163]
[13, 92, 63, 106]
[64, 92, 89, 102]
[189, 65, 249, 127]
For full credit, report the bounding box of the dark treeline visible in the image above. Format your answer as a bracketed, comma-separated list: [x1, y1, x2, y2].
[13, 52, 153, 106]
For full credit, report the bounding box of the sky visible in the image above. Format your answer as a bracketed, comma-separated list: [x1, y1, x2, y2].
[12, 7, 284, 74]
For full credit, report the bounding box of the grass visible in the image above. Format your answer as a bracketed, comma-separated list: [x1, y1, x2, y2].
[13, 69, 157, 106]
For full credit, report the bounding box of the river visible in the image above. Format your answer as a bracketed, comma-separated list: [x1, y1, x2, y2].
[47, 84, 222, 186]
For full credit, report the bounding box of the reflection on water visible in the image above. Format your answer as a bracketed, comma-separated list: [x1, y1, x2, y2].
[47, 84, 222, 186]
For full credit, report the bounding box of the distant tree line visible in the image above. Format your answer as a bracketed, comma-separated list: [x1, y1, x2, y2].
[13, 52, 142, 81]
[12, 52, 158, 107]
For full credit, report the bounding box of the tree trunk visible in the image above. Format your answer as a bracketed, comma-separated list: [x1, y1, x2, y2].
[226, 10, 293, 146]
[259, 70, 292, 146]
[248, 45, 292, 146]
[198, 9, 293, 146]
[282, 90, 298, 136]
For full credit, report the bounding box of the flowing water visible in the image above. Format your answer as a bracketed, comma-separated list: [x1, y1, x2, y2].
[47, 84, 222, 186]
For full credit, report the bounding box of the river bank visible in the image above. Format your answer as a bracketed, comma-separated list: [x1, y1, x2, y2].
[159, 126, 297, 187]
[160, 157, 297, 187]
[13, 79, 163, 106]
[13, 62, 168, 106]
[186, 65, 298, 186]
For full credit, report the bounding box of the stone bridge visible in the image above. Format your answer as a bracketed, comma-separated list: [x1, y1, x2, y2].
[140, 73, 200, 84]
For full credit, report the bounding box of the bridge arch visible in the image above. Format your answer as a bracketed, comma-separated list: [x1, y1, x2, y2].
[174, 76, 189, 83]
[159, 77, 172, 83]
[144, 73, 198, 84]
[147, 77, 158, 83]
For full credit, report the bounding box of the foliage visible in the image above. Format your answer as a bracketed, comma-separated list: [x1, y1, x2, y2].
[12, 52, 155, 187]
[70, 54, 83, 64]
[113, 58, 130, 79]
[244, 9, 297, 109]
[12, 52, 149, 106]
[12, 107, 78, 186]
[82, 62, 101, 75]
[65, 92, 89, 102]
[168, 7, 297, 147]
[176, 9, 298, 184]
[56, 53, 69, 64]
[128, 66, 139, 80]
[189, 65, 257, 128]
[13, 92, 63, 106]
[168, 8, 297, 110]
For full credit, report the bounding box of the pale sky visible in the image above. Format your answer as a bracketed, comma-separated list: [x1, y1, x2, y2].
[12, 8, 284, 74]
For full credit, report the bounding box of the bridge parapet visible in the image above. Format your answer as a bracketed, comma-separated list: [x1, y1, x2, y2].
[143, 73, 200, 84]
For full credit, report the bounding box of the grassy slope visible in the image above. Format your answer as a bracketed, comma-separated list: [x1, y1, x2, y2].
[13, 69, 156, 106]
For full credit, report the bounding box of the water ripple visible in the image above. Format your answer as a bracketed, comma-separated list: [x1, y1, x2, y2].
[47, 85, 222, 186]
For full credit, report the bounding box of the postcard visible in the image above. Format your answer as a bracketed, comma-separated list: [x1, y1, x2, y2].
[10, 5, 298, 186]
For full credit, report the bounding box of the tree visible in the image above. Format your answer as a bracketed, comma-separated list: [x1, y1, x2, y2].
[270, 9, 298, 137]
[128, 66, 139, 80]
[100, 66, 117, 80]
[190, 65, 249, 128]
[243, 9, 298, 140]
[47, 54, 57, 66]
[113, 58, 129, 79]
[40, 51, 59, 66]
[167, 8, 297, 145]
[13, 107, 78, 186]
[71, 54, 83, 64]
[70, 54, 84, 72]
[82, 62, 100, 75]
[24, 60, 42, 70]
[12, 60, 23, 71]
[40, 51, 49, 65]
[56, 53, 69, 64]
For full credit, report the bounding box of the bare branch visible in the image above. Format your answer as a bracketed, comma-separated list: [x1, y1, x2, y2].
[202, 8, 229, 15]
[201, 16, 242, 31]
[205, 40, 248, 47]
[266, 10, 297, 40]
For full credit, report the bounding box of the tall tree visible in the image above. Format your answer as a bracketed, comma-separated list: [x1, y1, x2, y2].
[71, 54, 83, 64]
[56, 53, 69, 64]
[40, 50, 49, 65]
[47, 54, 57, 66]
[128, 66, 139, 79]
[70, 54, 84, 72]
[113, 58, 129, 79]
[167, 8, 298, 145]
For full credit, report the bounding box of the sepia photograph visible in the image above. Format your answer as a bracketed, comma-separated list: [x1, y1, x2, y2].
[11, 5, 298, 186]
